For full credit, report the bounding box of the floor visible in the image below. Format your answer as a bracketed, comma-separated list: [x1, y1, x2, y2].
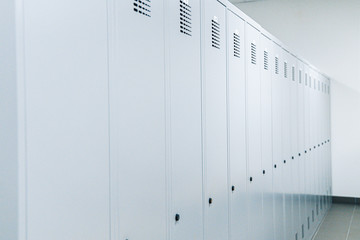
[313, 203, 360, 240]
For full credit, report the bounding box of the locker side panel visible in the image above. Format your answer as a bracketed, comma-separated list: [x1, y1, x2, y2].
[245, 23, 263, 240]
[227, 10, 247, 240]
[202, 1, 229, 240]
[109, 1, 167, 239]
[24, 1, 110, 239]
[166, 1, 203, 239]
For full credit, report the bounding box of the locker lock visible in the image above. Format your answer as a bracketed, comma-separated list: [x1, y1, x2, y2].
[291, 156, 294, 160]
[309, 148, 312, 151]
[314, 146, 316, 149]
[263, 170, 266, 175]
[305, 150, 307, 154]
[318, 144, 320, 147]
[232, 186, 235, 192]
[209, 198, 213, 205]
[322, 142, 324, 145]
[175, 214, 180, 222]
[284, 160, 286, 164]
[298, 153, 301, 156]
[274, 164, 277, 169]
[250, 177, 253, 182]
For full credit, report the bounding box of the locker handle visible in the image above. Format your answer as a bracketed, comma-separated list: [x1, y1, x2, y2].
[175, 214, 180, 222]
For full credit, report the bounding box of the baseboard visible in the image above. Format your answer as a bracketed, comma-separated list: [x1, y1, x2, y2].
[332, 196, 360, 204]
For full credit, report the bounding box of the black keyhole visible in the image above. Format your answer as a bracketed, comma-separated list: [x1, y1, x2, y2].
[292, 156, 294, 160]
[209, 198, 213, 205]
[250, 177, 253, 182]
[305, 150, 307, 153]
[299, 153, 301, 156]
[284, 160, 286, 164]
[232, 186, 235, 192]
[175, 214, 180, 222]
[263, 170, 266, 175]
[274, 164, 277, 168]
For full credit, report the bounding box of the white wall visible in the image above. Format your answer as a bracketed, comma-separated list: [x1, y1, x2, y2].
[232, 0, 360, 198]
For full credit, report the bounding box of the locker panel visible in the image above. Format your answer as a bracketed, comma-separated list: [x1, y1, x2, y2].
[260, 33, 274, 240]
[272, 43, 285, 240]
[227, 10, 247, 240]
[281, 49, 293, 240]
[202, 1, 229, 240]
[166, 1, 203, 239]
[246, 23, 263, 240]
[109, 1, 166, 239]
[290, 55, 300, 239]
[24, 1, 110, 239]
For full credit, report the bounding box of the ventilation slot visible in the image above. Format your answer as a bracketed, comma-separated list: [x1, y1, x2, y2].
[180, 0, 192, 36]
[264, 51, 268, 70]
[305, 73, 308, 86]
[295, 233, 298, 240]
[133, 0, 151, 17]
[233, 33, 240, 58]
[211, 19, 220, 49]
[292, 66, 295, 81]
[299, 70, 302, 84]
[251, 43, 256, 65]
[275, 57, 279, 74]
[309, 77, 312, 88]
[302, 224, 305, 239]
[307, 217, 310, 229]
[284, 62, 288, 78]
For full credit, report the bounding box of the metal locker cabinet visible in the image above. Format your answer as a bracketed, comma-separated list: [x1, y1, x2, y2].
[272, 43, 285, 240]
[227, 9, 247, 240]
[201, 1, 228, 240]
[245, 23, 263, 240]
[260, 32, 275, 240]
[297, 60, 307, 239]
[23, 1, 110, 239]
[108, 1, 167, 239]
[165, 1, 203, 240]
[289, 55, 301, 240]
[281, 49, 293, 240]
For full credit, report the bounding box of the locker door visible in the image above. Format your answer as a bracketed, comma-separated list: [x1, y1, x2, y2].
[281, 49, 293, 240]
[290, 55, 300, 240]
[272, 43, 284, 240]
[245, 23, 263, 240]
[201, 1, 228, 240]
[297, 60, 307, 240]
[165, 1, 203, 240]
[260, 33, 274, 240]
[109, 1, 166, 240]
[227, 10, 247, 240]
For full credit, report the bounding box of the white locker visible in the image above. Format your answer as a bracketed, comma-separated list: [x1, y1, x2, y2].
[297, 60, 307, 239]
[272, 43, 285, 240]
[289, 54, 301, 240]
[165, 1, 203, 239]
[245, 23, 263, 240]
[227, 9, 247, 240]
[23, 1, 111, 239]
[260, 33, 275, 240]
[281, 49, 294, 240]
[108, 1, 167, 239]
[201, 1, 229, 240]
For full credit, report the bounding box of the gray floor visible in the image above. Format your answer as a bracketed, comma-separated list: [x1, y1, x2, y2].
[313, 203, 360, 240]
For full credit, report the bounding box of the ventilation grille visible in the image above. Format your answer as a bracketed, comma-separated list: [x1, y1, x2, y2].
[133, 0, 151, 17]
[264, 51, 268, 70]
[275, 57, 279, 74]
[284, 62, 288, 78]
[211, 19, 220, 49]
[292, 66, 295, 81]
[233, 33, 240, 58]
[251, 43, 256, 65]
[180, 0, 192, 36]
[299, 70, 302, 84]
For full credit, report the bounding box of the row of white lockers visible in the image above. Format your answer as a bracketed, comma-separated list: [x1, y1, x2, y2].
[4, 0, 331, 239]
